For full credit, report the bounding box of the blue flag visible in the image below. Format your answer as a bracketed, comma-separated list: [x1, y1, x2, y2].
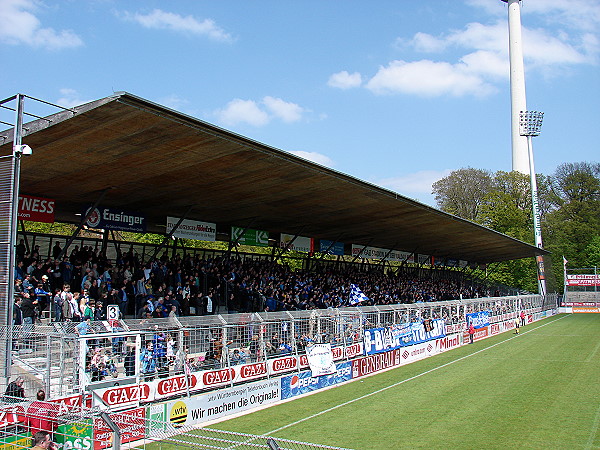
[349, 284, 369, 305]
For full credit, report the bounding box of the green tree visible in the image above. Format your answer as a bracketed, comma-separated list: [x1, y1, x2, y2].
[543, 162, 600, 270]
[477, 171, 532, 241]
[583, 235, 600, 267]
[434, 169, 538, 291]
[432, 167, 493, 222]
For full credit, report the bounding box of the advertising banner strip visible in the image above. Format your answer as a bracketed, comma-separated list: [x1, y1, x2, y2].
[160, 378, 281, 428]
[167, 216, 216, 241]
[280, 362, 352, 400]
[18, 194, 55, 223]
[85, 206, 146, 233]
[566, 274, 600, 286]
[95, 346, 363, 408]
[351, 350, 400, 378]
[572, 307, 600, 313]
[319, 239, 345, 256]
[93, 407, 146, 450]
[351, 244, 413, 262]
[280, 233, 314, 253]
[363, 319, 446, 355]
[231, 226, 269, 247]
[466, 311, 491, 329]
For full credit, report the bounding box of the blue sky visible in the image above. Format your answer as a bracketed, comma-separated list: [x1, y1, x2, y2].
[1, 0, 598, 206]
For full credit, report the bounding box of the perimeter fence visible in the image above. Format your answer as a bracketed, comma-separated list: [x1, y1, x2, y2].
[3, 294, 555, 400]
[0, 398, 351, 450]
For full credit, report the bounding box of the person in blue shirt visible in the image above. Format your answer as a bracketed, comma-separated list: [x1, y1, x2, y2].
[140, 342, 157, 380]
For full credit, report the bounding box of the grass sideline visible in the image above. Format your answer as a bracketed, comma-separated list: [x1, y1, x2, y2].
[206, 314, 600, 449]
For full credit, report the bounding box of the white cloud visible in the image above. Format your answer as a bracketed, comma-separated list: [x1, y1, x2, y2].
[0, 0, 83, 49]
[160, 94, 191, 112]
[56, 89, 92, 108]
[366, 60, 495, 97]
[460, 50, 508, 79]
[122, 8, 234, 42]
[469, 0, 600, 33]
[376, 169, 452, 206]
[409, 32, 448, 53]
[214, 96, 308, 127]
[263, 96, 304, 123]
[288, 151, 334, 167]
[523, 27, 589, 66]
[327, 71, 362, 89]
[360, 2, 598, 99]
[214, 99, 269, 127]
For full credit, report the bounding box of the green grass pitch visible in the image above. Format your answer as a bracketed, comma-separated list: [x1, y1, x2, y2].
[210, 314, 600, 449]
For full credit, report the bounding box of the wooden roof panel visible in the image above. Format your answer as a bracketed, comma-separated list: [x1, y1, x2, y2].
[0, 92, 547, 264]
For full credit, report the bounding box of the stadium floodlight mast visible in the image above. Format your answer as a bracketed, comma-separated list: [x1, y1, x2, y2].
[519, 110, 546, 296]
[501, 0, 530, 174]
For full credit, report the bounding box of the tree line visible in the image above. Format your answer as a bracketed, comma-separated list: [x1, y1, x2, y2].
[432, 162, 600, 293]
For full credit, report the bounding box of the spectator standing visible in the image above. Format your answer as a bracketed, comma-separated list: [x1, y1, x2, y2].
[52, 289, 62, 322]
[21, 293, 38, 326]
[52, 242, 62, 260]
[13, 297, 23, 326]
[25, 389, 59, 437]
[124, 345, 136, 377]
[30, 431, 57, 450]
[118, 284, 129, 318]
[468, 323, 475, 344]
[140, 342, 157, 380]
[4, 376, 25, 402]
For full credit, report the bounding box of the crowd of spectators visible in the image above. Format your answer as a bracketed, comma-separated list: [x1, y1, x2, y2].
[13, 239, 500, 325]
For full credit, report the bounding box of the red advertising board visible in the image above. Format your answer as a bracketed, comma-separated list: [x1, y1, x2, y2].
[93, 407, 145, 449]
[566, 274, 600, 286]
[18, 194, 55, 223]
[562, 302, 600, 307]
[101, 384, 151, 407]
[463, 327, 489, 342]
[352, 350, 400, 378]
[157, 374, 197, 396]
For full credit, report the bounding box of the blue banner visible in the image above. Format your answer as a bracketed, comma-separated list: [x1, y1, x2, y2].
[280, 362, 352, 400]
[319, 239, 345, 256]
[363, 319, 446, 355]
[84, 206, 146, 233]
[466, 311, 490, 329]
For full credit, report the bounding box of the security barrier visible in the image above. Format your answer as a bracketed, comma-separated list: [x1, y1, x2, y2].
[3, 294, 555, 402]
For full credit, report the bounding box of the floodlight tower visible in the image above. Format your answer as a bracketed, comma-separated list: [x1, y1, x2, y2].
[501, 0, 529, 174]
[519, 110, 546, 296]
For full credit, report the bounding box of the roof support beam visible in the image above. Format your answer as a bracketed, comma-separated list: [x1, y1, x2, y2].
[225, 217, 257, 260]
[147, 205, 194, 263]
[351, 239, 374, 263]
[56, 188, 110, 262]
[273, 227, 305, 263]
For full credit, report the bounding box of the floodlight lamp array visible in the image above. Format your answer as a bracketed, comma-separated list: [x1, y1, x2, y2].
[519, 110, 544, 136]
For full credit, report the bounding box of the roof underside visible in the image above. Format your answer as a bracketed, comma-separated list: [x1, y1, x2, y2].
[0, 92, 546, 265]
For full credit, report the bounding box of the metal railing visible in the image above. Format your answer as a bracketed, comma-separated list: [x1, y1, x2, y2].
[3, 294, 556, 400]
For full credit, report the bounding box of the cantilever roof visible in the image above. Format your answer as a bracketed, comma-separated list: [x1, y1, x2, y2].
[0, 92, 547, 265]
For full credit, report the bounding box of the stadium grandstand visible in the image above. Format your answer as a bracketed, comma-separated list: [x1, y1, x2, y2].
[0, 93, 556, 449]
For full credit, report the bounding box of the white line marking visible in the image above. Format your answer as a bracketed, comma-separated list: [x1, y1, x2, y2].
[265, 314, 569, 437]
[586, 399, 600, 449]
[585, 339, 600, 363]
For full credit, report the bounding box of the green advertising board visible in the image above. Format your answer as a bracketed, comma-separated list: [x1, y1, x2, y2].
[55, 419, 93, 450]
[147, 403, 167, 437]
[231, 227, 268, 247]
[0, 432, 30, 450]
